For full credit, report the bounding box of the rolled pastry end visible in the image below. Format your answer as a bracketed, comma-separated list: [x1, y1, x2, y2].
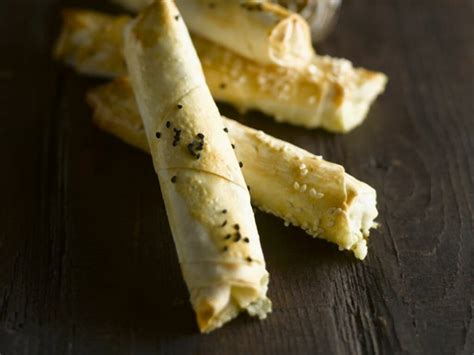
[269, 13, 314, 69]
[302, 176, 377, 260]
[320, 66, 389, 133]
[192, 279, 271, 333]
[54, 9, 130, 78]
[344, 176, 379, 260]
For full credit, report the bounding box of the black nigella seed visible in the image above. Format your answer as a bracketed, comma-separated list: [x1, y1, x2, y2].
[171, 176, 177, 183]
[225, 234, 231, 240]
[197, 133, 204, 139]
[196, 143, 204, 151]
[220, 83, 227, 89]
[243, 238, 250, 243]
[239, 162, 243, 168]
[221, 220, 227, 227]
[195, 154, 201, 160]
[174, 15, 180, 20]
[155, 132, 161, 139]
[166, 121, 171, 128]
[234, 234, 241, 242]
[246, 257, 253, 262]
[231, 144, 235, 149]
[223, 128, 229, 133]
[222, 209, 227, 214]
[223, 246, 228, 252]
[172, 141, 178, 146]
[247, 185, 251, 191]
[234, 224, 240, 230]
[209, 2, 215, 8]
[177, 104, 183, 109]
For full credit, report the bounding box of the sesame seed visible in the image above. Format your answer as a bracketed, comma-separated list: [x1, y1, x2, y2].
[155, 132, 161, 138]
[299, 163, 307, 170]
[300, 184, 307, 192]
[301, 169, 308, 176]
[308, 64, 318, 74]
[293, 181, 300, 190]
[310, 188, 324, 199]
[171, 176, 177, 183]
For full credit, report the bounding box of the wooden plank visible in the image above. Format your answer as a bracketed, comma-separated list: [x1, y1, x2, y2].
[0, 0, 472, 354]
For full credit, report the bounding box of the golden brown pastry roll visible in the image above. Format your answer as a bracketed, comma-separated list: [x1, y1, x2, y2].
[87, 78, 378, 260]
[122, 1, 271, 333]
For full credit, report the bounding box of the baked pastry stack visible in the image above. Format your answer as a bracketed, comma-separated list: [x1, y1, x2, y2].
[53, 0, 387, 332]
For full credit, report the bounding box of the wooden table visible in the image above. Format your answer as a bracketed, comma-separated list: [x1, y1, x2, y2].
[0, 0, 472, 354]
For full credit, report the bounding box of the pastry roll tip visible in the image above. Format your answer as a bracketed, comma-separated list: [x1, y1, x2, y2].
[87, 79, 379, 260]
[123, 0, 270, 332]
[54, 9, 129, 78]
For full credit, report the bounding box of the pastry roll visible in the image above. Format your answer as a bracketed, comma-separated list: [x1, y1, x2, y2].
[113, 0, 314, 69]
[87, 78, 378, 260]
[54, 10, 387, 133]
[122, 1, 271, 332]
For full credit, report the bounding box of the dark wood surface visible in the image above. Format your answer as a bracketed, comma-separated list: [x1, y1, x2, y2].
[0, 0, 472, 354]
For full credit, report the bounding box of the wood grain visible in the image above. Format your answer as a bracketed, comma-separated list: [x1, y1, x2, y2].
[0, 0, 472, 354]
